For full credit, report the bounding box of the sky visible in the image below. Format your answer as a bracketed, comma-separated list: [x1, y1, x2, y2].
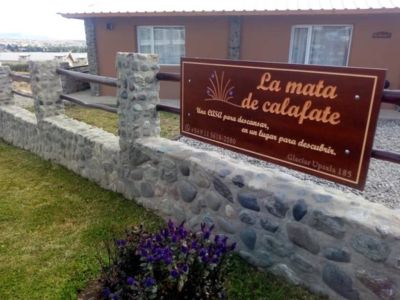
[0, 0, 95, 40]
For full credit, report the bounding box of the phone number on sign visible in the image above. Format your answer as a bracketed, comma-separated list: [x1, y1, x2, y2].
[187, 126, 237, 145]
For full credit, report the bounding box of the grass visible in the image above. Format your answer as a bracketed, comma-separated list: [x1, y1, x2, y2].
[65, 106, 180, 139]
[0, 106, 323, 299]
[0, 140, 162, 299]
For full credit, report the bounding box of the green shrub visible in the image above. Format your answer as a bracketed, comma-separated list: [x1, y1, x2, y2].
[3, 62, 29, 72]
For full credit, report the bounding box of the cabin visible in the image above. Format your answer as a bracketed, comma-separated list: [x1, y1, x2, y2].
[60, 1, 400, 109]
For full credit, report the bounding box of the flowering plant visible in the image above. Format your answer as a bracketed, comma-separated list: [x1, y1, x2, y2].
[99, 221, 236, 299]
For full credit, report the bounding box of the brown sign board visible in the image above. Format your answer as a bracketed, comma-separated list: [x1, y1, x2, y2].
[180, 58, 386, 189]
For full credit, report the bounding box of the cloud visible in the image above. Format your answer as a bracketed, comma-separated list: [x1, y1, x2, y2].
[0, 0, 90, 40]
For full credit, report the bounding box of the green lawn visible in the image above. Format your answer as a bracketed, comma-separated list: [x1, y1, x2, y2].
[0, 140, 162, 299]
[65, 106, 180, 139]
[0, 106, 323, 299]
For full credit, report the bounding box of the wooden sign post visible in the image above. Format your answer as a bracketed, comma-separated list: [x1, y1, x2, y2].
[181, 58, 385, 189]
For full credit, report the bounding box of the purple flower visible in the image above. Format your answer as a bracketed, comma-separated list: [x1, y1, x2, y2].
[181, 245, 188, 254]
[171, 234, 178, 243]
[203, 230, 211, 240]
[199, 248, 207, 257]
[182, 264, 189, 273]
[178, 226, 187, 238]
[111, 294, 118, 300]
[102, 287, 111, 298]
[211, 256, 220, 264]
[164, 256, 172, 265]
[191, 240, 197, 249]
[170, 269, 179, 278]
[162, 229, 170, 238]
[144, 277, 156, 287]
[230, 242, 237, 250]
[168, 220, 175, 230]
[127, 276, 135, 285]
[155, 234, 163, 242]
[116, 239, 126, 247]
[214, 235, 220, 243]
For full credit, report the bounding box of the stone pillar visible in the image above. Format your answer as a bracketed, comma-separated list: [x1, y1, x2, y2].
[0, 66, 14, 106]
[30, 61, 64, 121]
[228, 16, 242, 60]
[117, 53, 160, 167]
[84, 18, 100, 96]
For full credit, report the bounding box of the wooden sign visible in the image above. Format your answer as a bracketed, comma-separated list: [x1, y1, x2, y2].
[180, 58, 385, 189]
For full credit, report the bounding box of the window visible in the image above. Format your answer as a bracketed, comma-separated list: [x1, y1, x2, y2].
[289, 25, 352, 66]
[137, 26, 185, 65]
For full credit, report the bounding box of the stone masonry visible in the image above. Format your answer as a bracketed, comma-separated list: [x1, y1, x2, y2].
[0, 66, 13, 106]
[59, 63, 90, 94]
[30, 61, 64, 121]
[1, 56, 400, 299]
[228, 16, 241, 60]
[84, 18, 100, 96]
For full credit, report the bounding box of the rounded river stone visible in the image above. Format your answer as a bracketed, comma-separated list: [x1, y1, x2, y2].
[178, 180, 198, 203]
[322, 263, 360, 300]
[293, 199, 307, 221]
[237, 191, 260, 211]
[240, 227, 257, 250]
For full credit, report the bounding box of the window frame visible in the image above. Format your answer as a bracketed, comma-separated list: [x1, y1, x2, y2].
[288, 24, 353, 66]
[136, 25, 185, 66]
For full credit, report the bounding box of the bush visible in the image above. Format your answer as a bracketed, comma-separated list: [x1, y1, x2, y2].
[3, 63, 29, 72]
[99, 221, 236, 299]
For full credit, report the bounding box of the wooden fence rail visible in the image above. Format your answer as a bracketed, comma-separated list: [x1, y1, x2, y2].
[10, 72, 30, 83]
[11, 89, 33, 98]
[56, 68, 118, 87]
[59, 94, 118, 113]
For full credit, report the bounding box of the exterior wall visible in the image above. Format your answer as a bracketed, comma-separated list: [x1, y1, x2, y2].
[94, 16, 230, 99]
[241, 14, 400, 89]
[1, 59, 400, 299]
[93, 13, 400, 107]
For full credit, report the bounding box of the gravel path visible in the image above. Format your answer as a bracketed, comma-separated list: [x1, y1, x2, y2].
[180, 119, 400, 209]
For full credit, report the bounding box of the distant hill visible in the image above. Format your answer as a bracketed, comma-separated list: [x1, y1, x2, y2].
[0, 32, 51, 40]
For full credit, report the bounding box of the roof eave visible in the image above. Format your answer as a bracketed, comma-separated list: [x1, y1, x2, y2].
[59, 8, 400, 19]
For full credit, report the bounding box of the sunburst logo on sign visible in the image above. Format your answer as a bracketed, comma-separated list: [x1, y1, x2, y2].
[205, 71, 241, 108]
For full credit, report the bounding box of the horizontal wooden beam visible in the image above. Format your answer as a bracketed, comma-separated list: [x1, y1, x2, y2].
[156, 72, 181, 82]
[156, 103, 180, 114]
[10, 72, 30, 83]
[371, 149, 400, 164]
[12, 89, 33, 98]
[382, 89, 400, 105]
[56, 68, 118, 87]
[60, 94, 118, 113]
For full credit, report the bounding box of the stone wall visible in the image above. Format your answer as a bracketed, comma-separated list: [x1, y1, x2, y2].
[60, 63, 90, 94]
[84, 18, 100, 96]
[228, 16, 241, 60]
[0, 56, 399, 300]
